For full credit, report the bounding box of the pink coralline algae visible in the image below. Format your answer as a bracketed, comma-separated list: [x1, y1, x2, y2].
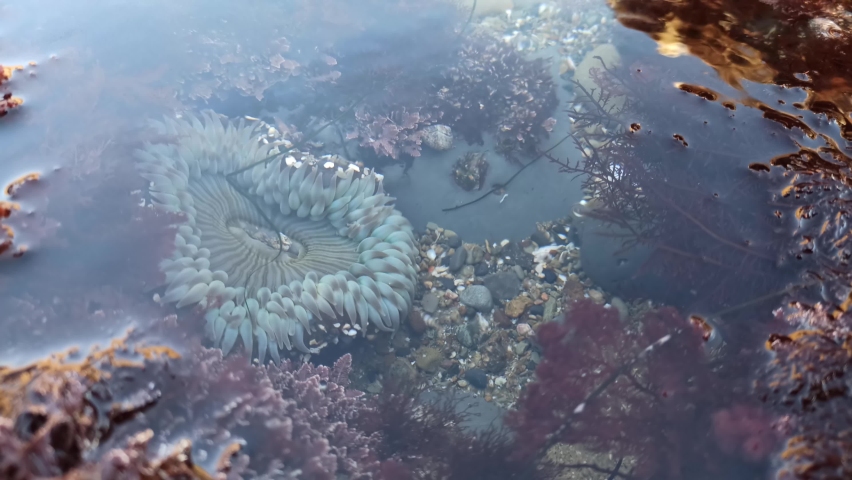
[350, 108, 435, 160]
[712, 404, 780, 463]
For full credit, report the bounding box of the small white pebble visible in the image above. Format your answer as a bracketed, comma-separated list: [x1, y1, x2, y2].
[323, 161, 335, 169]
[426, 249, 437, 261]
[495, 376, 507, 386]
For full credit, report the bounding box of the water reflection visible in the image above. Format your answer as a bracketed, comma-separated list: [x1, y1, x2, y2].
[1, 0, 851, 478]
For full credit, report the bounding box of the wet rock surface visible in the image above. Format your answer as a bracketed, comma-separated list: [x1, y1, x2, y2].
[460, 285, 494, 312]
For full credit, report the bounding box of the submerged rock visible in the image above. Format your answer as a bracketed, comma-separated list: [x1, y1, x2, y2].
[460, 285, 493, 312]
[483, 271, 522, 301]
[452, 152, 489, 191]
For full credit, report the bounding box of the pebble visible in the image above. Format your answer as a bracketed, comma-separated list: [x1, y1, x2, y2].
[426, 222, 440, 231]
[460, 285, 494, 312]
[464, 243, 485, 264]
[531, 229, 551, 246]
[433, 277, 453, 290]
[528, 304, 544, 317]
[493, 309, 513, 328]
[505, 295, 533, 318]
[542, 268, 558, 283]
[457, 322, 479, 348]
[514, 341, 529, 355]
[445, 231, 462, 248]
[516, 323, 532, 336]
[414, 347, 444, 373]
[449, 247, 467, 272]
[464, 369, 488, 389]
[543, 297, 559, 322]
[457, 379, 470, 388]
[483, 271, 522, 301]
[512, 264, 525, 280]
[588, 289, 605, 304]
[409, 309, 428, 334]
[474, 262, 490, 276]
[421, 292, 439, 314]
[611, 296, 629, 322]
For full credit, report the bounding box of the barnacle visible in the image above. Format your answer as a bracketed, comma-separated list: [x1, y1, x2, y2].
[136, 112, 417, 361]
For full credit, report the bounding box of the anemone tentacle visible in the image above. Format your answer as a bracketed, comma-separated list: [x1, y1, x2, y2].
[137, 111, 417, 361]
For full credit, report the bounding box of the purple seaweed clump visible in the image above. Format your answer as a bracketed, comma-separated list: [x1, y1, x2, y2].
[436, 34, 558, 150]
[350, 108, 435, 160]
[507, 299, 766, 479]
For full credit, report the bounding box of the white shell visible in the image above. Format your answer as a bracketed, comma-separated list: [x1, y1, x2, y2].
[421, 124, 453, 151]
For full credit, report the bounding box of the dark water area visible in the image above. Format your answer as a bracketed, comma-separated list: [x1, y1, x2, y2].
[1, 0, 852, 479]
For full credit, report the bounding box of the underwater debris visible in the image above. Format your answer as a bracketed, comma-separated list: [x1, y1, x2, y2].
[452, 152, 489, 191]
[138, 112, 418, 360]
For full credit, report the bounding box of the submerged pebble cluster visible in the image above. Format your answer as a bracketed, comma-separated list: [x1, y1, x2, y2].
[137, 112, 418, 360]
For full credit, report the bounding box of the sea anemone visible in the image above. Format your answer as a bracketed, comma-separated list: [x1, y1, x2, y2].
[135, 112, 418, 361]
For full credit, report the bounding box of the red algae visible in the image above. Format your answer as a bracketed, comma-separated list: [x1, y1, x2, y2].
[507, 299, 768, 479]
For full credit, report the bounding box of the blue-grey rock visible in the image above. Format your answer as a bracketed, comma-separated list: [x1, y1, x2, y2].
[421, 292, 439, 314]
[464, 368, 488, 389]
[445, 231, 462, 248]
[482, 271, 521, 301]
[449, 246, 467, 272]
[459, 285, 493, 312]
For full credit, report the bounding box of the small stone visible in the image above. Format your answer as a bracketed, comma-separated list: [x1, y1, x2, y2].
[514, 341, 529, 355]
[464, 368, 488, 389]
[387, 357, 416, 383]
[460, 265, 475, 278]
[563, 278, 585, 302]
[457, 323, 478, 348]
[512, 264, 525, 280]
[493, 309, 513, 328]
[483, 271, 522, 301]
[494, 376, 507, 386]
[459, 285, 493, 312]
[474, 262, 490, 276]
[445, 231, 462, 248]
[409, 309, 428, 334]
[426, 221, 440, 231]
[463, 243, 484, 264]
[588, 289, 605, 304]
[484, 393, 493, 402]
[449, 247, 467, 272]
[611, 296, 630, 322]
[528, 304, 544, 317]
[505, 295, 533, 318]
[421, 292, 439, 314]
[543, 297, 559, 322]
[414, 347, 444, 373]
[436, 277, 455, 290]
[531, 351, 542, 363]
[457, 379, 470, 388]
[516, 323, 532, 336]
[531, 229, 551, 246]
[542, 268, 558, 283]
